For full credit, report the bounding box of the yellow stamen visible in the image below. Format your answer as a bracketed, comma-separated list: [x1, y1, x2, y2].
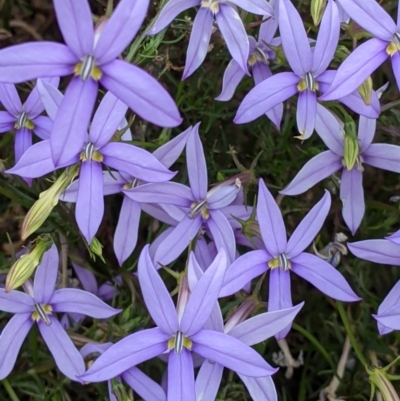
[168, 332, 193, 354]
[31, 304, 52, 324]
[201, 0, 219, 13]
[74, 56, 102, 81]
[386, 33, 400, 56]
[268, 253, 291, 271]
[297, 72, 319, 92]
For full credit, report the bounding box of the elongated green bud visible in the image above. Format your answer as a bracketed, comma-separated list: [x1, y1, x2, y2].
[110, 379, 133, 401]
[358, 76, 373, 106]
[367, 364, 400, 401]
[6, 234, 53, 292]
[343, 120, 360, 171]
[311, 0, 326, 26]
[88, 237, 105, 263]
[22, 165, 80, 240]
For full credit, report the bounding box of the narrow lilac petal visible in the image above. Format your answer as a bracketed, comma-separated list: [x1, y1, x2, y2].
[229, 0, 273, 15]
[195, 360, 224, 401]
[80, 328, 169, 382]
[36, 79, 63, 121]
[0, 43, 76, 83]
[153, 127, 191, 168]
[38, 316, 85, 381]
[101, 59, 182, 127]
[363, 144, 400, 173]
[186, 123, 208, 200]
[286, 191, 331, 258]
[220, 250, 270, 297]
[340, 168, 364, 235]
[0, 289, 34, 313]
[234, 72, 299, 123]
[32, 116, 53, 140]
[215, 59, 246, 101]
[312, 0, 340, 76]
[229, 303, 304, 345]
[216, 4, 250, 74]
[335, 0, 396, 41]
[386, 229, 400, 245]
[0, 111, 15, 132]
[80, 342, 113, 359]
[154, 215, 202, 265]
[24, 77, 60, 118]
[291, 252, 360, 301]
[239, 375, 278, 401]
[123, 182, 193, 206]
[114, 197, 141, 266]
[377, 280, 400, 331]
[207, 185, 240, 209]
[143, 205, 182, 227]
[51, 78, 97, 166]
[89, 92, 128, 148]
[168, 349, 195, 401]
[94, 0, 149, 64]
[122, 367, 167, 401]
[14, 128, 32, 163]
[148, 0, 201, 35]
[193, 238, 214, 271]
[319, 39, 388, 101]
[182, 7, 213, 79]
[374, 312, 400, 332]
[0, 83, 22, 117]
[259, 10, 279, 43]
[102, 142, 175, 182]
[279, 0, 312, 76]
[53, 0, 94, 58]
[181, 249, 227, 336]
[221, 204, 252, 229]
[391, 51, 400, 91]
[76, 161, 104, 243]
[6, 140, 57, 179]
[33, 244, 58, 304]
[138, 245, 179, 334]
[348, 239, 400, 265]
[0, 313, 33, 379]
[97, 281, 120, 302]
[296, 90, 317, 139]
[280, 151, 342, 195]
[72, 263, 98, 294]
[257, 179, 287, 256]
[192, 330, 277, 377]
[358, 116, 376, 150]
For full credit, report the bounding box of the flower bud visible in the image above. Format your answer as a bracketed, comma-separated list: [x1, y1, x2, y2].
[88, 237, 105, 263]
[224, 299, 258, 333]
[310, 0, 326, 26]
[110, 379, 133, 401]
[358, 76, 373, 106]
[6, 234, 53, 292]
[176, 274, 190, 321]
[22, 165, 80, 240]
[367, 365, 400, 401]
[343, 121, 360, 171]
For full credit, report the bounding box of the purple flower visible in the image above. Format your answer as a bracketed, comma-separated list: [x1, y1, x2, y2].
[79, 246, 276, 401]
[281, 105, 400, 234]
[0, 244, 120, 381]
[6, 83, 176, 243]
[60, 128, 190, 265]
[234, 0, 380, 139]
[221, 179, 360, 339]
[320, 0, 400, 100]
[148, 0, 273, 79]
[123, 123, 241, 265]
[0, 0, 182, 166]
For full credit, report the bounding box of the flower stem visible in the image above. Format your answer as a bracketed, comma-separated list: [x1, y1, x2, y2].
[2, 379, 20, 401]
[336, 301, 368, 367]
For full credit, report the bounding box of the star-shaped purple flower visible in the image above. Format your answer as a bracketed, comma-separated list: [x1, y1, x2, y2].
[148, 0, 273, 79]
[221, 179, 360, 339]
[281, 105, 400, 234]
[0, 244, 120, 381]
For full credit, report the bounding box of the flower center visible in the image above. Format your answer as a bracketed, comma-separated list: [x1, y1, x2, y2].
[189, 199, 209, 219]
[201, 0, 220, 13]
[14, 112, 34, 130]
[123, 178, 139, 190]
[248, 47, 269, 66]
[168, 331, 193, 354]
[268, 253, 291, 271]
[31, 303, 52, 325]
[74, 55, 102, 81]
[80, 142, 103, 162]
[297, 72, 319, 92]
[387, 32, 400, 56]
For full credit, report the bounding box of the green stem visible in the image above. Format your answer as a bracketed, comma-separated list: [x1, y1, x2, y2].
[336, 301, 368, 367]
[2, 379, 20, 401]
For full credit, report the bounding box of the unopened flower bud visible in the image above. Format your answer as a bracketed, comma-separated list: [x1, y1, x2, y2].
[88, 237, 105, 263]
[224, 299, 258, 333]
[343, 121, 360, 171]
[367, 364, 400, 401]
[358, 76, 373, 106]
[310, 0, 326, 26]
[176, 275, 190, 321]
[111, 378, 133, 401]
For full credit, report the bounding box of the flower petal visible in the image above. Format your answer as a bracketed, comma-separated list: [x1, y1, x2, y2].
[375, 279, 400, 334]
[348, 239, 400, 266]
[14, 128, 32, 165]
[32, 116, 53, 140]
[196, 361, 224, 401]
[36, 79, 63, 121]
[296, 90, 317, 140]
[0, 288, 34, 313]
[72, 263, 98, 294]
[228, 0, 273, 15]
[215, 59, 246, 101]
[391, 51, 400, 91]
[238, 375, 278, 401]
[168, 349, 195, 401]
[363, 143, 400, 173]
[0, 83, 22, 117]
[0, 111, 15, 132]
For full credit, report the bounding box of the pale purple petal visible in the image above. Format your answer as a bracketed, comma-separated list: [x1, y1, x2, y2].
[24, 77, 60, 118]
[36, 79, 63, 121]
[391, 51, 400, 91]
[182, 7, 214, 79]
[291, 252, 360, 301]
[340, 168, 364, 235]
[259, 10, 278, 43]
[228, 0, 273, 14]
[348, 239, 400, 266]
[72, 263, 98, 294]
[0, 111, 15, 132]
[315, 104, 344, 155]
[338, 90, 380, 119]
[363, 144, 400, 173]
[0, 43, 76, 83]
[80, 342, 113, 359]
[14, 128, 32, 164]
[195, 360, 224, 401]
[192, 330, 277, 376]
[168, 349, 195, 401]
[373, 311, 400, 332]
[207, 185, 240, 210]
[239, 375, 277, 401]
[279, 0, 312, 76]
[193, 237, 214, 271]
[234, 72, 299, 123]
[143, 204, 183, 226]
[280, 151, 342, 195]
[0, 313, 33, 379]
[32, 116, 53, 140]
[257, 179, 287, 255]
[76, 161, 104, 243]
[0, 289, 34, 313]
[33, 244, 58, 304]
[101, 59, 182, 127]
[286, 191, 331, 258]
[215, 59, 246, 101]
[38, 316, 85, 381]
[296, 90, 317, 139]
[94, 0, 149, 64]
[0, 83, 22, 117]
[138, 245, 179, 334]
[358, 115, 376, 151]
[386, 229, 400, 245]
[375, 280, 400, 334]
